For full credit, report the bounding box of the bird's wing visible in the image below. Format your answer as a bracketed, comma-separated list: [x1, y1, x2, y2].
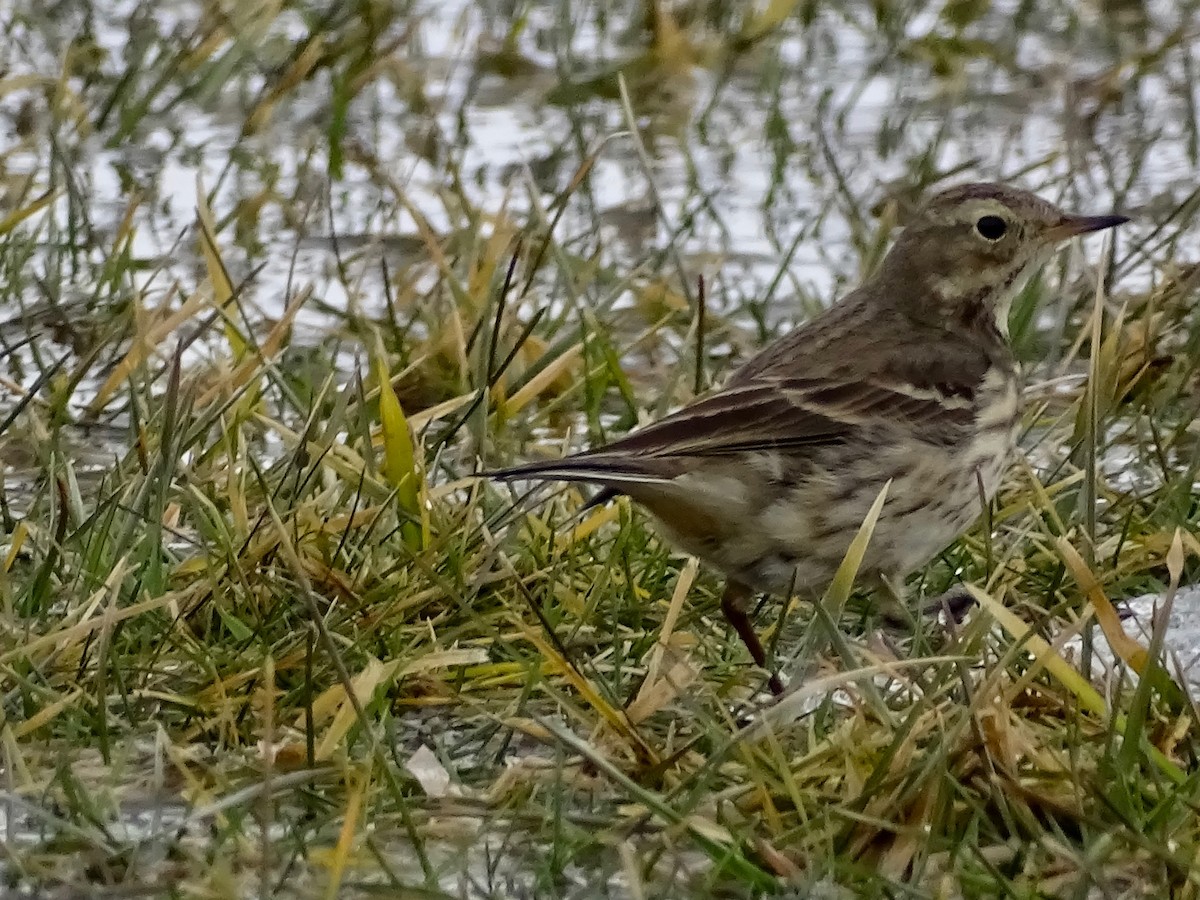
[611, 376, 975, 455]
[489, 375, 976, 485]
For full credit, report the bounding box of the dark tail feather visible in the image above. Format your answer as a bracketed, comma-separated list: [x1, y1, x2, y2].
[482, 460, 625, 509]
[481, 459, 603, 483]
[483, 454, 666, 484]
[483, 455, 673, 508]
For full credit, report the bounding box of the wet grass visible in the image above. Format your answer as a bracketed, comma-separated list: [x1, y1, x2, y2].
[2, 0, 1200, 897]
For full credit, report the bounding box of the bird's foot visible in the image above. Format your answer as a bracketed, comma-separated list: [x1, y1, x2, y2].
[877, 580, 978, 630]
[921, 584, 977, 623]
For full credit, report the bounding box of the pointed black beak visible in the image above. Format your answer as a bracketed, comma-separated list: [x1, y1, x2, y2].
[1046, 213, 1130, 241]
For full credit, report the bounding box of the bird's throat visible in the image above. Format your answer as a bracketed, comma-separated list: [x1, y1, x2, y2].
[930, 260, 1034, 345]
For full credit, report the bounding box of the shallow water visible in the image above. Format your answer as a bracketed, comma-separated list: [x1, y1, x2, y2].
[0, 0, 1190, 473]
[2, 0, 1192, 342]
[0, 0, 1193, 426]
[2, 0, 1199, 896]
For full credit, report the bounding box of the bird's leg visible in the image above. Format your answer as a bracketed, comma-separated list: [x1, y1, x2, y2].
[720, 580, 785, 695]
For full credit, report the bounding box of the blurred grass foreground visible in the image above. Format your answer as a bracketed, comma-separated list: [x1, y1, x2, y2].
[2, 0, 1200, 897]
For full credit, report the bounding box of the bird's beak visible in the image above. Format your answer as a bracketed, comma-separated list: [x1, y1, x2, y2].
[1045, 213, 1130, 242]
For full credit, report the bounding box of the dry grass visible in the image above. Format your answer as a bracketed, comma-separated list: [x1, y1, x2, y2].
[1, 0, 1200, 897]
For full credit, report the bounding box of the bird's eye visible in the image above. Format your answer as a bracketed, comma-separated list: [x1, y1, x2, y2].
[975, 215, 1008, 241]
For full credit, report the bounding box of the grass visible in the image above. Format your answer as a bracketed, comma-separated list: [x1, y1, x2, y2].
[2, 0, 1200, 897]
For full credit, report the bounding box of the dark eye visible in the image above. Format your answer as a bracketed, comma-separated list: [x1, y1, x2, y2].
[975, 215, 1008, 240]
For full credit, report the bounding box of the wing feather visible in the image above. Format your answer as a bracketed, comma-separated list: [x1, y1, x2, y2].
[490, 375, 975, 486]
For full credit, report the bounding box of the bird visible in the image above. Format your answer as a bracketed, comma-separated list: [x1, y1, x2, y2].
[489, 183, 1128, 695]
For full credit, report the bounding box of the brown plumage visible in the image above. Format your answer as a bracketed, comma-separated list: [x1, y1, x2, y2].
[490, 183, 1127, 694]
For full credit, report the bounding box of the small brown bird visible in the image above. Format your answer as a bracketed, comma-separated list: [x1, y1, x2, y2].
[491, 183, 1127, 694]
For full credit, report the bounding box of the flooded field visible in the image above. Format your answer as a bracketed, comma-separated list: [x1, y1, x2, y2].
[2, 0, 1200, 897]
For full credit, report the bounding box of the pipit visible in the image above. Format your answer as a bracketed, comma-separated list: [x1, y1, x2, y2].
[491, 183, 1127, 694]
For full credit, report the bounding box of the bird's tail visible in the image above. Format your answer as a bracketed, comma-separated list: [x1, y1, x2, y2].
[483, 456, 665, 486]
[482, 455, 677, 509]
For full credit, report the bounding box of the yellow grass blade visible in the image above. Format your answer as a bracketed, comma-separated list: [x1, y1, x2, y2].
[0, 188, 57, 236]
[12, 688, 82, 738]
[1, 726, 33, 788]
[0, 585, 178, 670]
[89, 286, 201, 412]
[968, 585, 1185, 785]
[971, 584, 1107, 717]
[499, 342, 583, 417]
[1057, 537, 1149, 673]
[247, 36, 324, 134]
[373, 341, 423, 548]
[315, 658, 396, 762]
[300, 649, 486, 739]
[408, 392, 475, 432]
[628, 557, 701, 723]
[3, 522, 28, 573]
[195, 174, 245, 357]
[554, 503, 621, 548]
[740, 0, 802, 44]
[193, 288, 311, 409]
[822, 479, 891, 618]
[518, 622, 656, 762]
[323, 770, 365, 900]
[252, 414, 392, 501]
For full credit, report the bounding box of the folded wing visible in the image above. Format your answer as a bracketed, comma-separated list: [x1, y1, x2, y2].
[489, 374, 975, 490]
